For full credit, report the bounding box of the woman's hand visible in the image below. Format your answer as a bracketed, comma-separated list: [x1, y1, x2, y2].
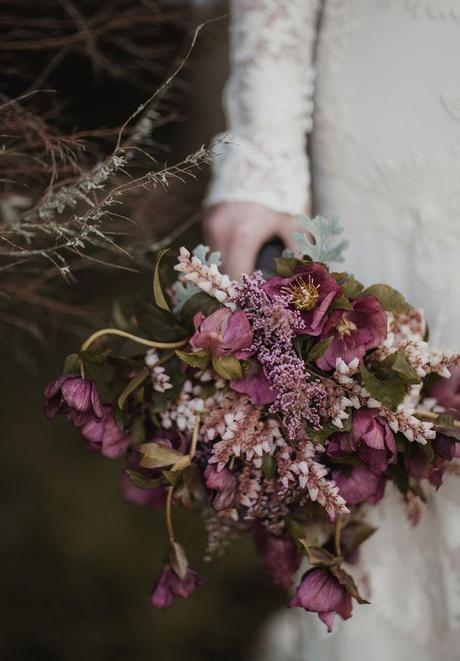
[203, 201, 301, 279]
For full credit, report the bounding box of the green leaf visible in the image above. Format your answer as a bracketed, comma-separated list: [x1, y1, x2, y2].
[330, 565, 370, 604]
[304, 336, 334, 363]
[435, 414, 460, 441]
[138, 442, 183, 469]
[361, 284, 412, 314]
[79, 348, 111, 366]
[212, 355, 242, 380]
[131, 415, 147, 446]
[63, 353, 80, 375]
[175, 349, 210, 369]
[329, 295, 353, 311]
[162, 470, 181, 486]
[153, 249, 171, 311]
[292, 214, 349, 264]
[379, 349, 421, 386]
[298, 541, 338, 567]
[360, 363, 407, 410]
[135, 299, 187, 343]
[126, 470, 164, 490]
[179, 292, 221, 331]
[262, 452, 276, 480]
[112, 404, 126, 432]
[117, 367, 149, 410]
[331, 273, 365, 298]
[275, 256, 298, 277]
[340, 520, 377, 558]
[308, 416, 352, 444]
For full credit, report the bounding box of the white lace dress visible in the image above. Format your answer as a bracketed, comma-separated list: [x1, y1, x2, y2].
[206, 1, 460, 659]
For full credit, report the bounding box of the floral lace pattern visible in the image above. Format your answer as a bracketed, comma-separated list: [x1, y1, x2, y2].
[206, 0, 321, 214]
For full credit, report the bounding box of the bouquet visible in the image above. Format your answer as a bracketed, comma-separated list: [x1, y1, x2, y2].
[44, 216, 460, 631]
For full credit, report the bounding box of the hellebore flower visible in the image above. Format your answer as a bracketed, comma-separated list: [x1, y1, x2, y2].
[120, 473, 166, 509]
[230, 361, 276, 405]
[190, 308, 253, 359]
[317, 295, 387, 370]
[253, 522, 302, 590]
[326, 409, 395, 504]
[331, 465, 384, 506]
[150, 566, 204, 609]
[288, 567, 352, 632]
[404, 433, 458, 489]
[204, 465, 237, 510]
[44, 375, 104, 425]
[80, 405, 130, 459]
[264, 263, 342, 336]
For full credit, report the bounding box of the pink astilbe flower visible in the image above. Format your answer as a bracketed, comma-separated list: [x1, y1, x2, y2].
[202, 391, 283, 470]
[234, 272, 328, 439]
[276, 439, 349, 520]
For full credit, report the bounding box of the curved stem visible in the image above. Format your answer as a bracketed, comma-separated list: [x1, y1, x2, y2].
[189, 419, 200, 459]
[81, 327, 187, 353]
[165, 486, 175, 545]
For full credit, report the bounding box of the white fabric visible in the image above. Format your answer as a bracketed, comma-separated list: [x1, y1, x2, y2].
[208, 1, 460, 659]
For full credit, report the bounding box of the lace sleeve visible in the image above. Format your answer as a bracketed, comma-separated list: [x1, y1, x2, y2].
[205, 0, 321, 215]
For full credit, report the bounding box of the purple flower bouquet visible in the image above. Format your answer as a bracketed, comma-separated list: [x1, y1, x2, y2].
[44, 216, 460, 631]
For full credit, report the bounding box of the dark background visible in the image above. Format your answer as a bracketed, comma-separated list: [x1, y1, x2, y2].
[0, 2, 285, 659]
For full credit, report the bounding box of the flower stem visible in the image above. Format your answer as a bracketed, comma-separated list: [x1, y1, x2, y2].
[165, 486, 175, 545]
[189, 419, 200, 459]
[415, 409, 460, 428]
[334, 515, 342, 557]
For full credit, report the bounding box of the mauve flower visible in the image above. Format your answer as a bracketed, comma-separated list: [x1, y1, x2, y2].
[317, 295, 387, 370]
[120, 473, 166, 509]
[428, 367, 460, 417]
[253, 522, 302, 590]
[288, 567, 353, 632]
[204, 465, 237, 510]
[190, 308, 253, 359]
[230, 362, 276, 405]
[332, 464, 383, 505]
[404, 433, 458, 489]
[151, 566, 204, 609]
[80, 405, 130, 458]
[44, 375, 104, 425]
[264, 263, 342, 336]
[351, 409, 396, 473]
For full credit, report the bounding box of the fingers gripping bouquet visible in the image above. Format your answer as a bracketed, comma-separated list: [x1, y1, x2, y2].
[44, 216, 460, 631]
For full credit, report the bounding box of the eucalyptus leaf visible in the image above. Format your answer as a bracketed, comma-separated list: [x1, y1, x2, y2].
[292, 214, 349, 264]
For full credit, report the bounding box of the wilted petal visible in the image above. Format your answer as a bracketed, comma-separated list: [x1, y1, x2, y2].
[332, 465, 381, 505]
[253, 522, 301, 590]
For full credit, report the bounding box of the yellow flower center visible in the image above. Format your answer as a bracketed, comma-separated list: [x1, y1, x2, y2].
[336, 316, 357, 337]
[284, 276, 320, 311]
